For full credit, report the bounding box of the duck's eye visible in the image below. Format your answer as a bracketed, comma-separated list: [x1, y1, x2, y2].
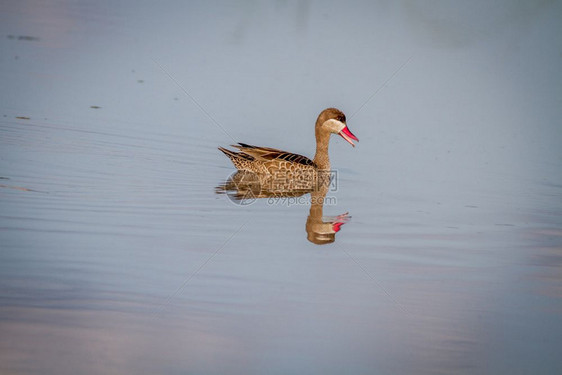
[338, 115, 346, 123]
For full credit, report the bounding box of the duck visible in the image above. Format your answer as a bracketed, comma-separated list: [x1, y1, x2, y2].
[218, 108, 358, 175]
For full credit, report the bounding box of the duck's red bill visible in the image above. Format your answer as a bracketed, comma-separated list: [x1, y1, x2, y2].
[339, 126, 359, 147]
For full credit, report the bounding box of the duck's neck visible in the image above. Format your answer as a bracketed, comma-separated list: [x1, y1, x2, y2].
[313, 130, 331, 171]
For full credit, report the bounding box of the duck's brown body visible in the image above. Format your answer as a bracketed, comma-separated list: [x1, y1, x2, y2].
[218, 143, 316, 175]
[219, 108, 358, 175]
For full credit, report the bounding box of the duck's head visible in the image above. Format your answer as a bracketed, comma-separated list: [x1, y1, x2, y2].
[316, 108, 359, 147]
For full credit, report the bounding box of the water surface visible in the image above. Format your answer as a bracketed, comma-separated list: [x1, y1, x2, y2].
[1, 1, 562, 374]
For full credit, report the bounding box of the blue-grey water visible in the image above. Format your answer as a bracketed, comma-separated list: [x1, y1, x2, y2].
[1, 1, 561, 374]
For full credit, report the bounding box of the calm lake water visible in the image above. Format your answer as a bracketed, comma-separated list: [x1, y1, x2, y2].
[1, 1, 562, 374]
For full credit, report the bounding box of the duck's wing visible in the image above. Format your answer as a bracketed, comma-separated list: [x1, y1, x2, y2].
[232, 143, 315, 167]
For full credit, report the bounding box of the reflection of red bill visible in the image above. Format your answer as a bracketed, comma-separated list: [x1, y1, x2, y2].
[333, 222, 345, 232]
[339, 126, 359, 147]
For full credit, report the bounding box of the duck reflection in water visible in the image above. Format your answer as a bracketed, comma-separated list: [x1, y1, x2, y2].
[217, 170, 350, 244]
[216, 108, 358, 244]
